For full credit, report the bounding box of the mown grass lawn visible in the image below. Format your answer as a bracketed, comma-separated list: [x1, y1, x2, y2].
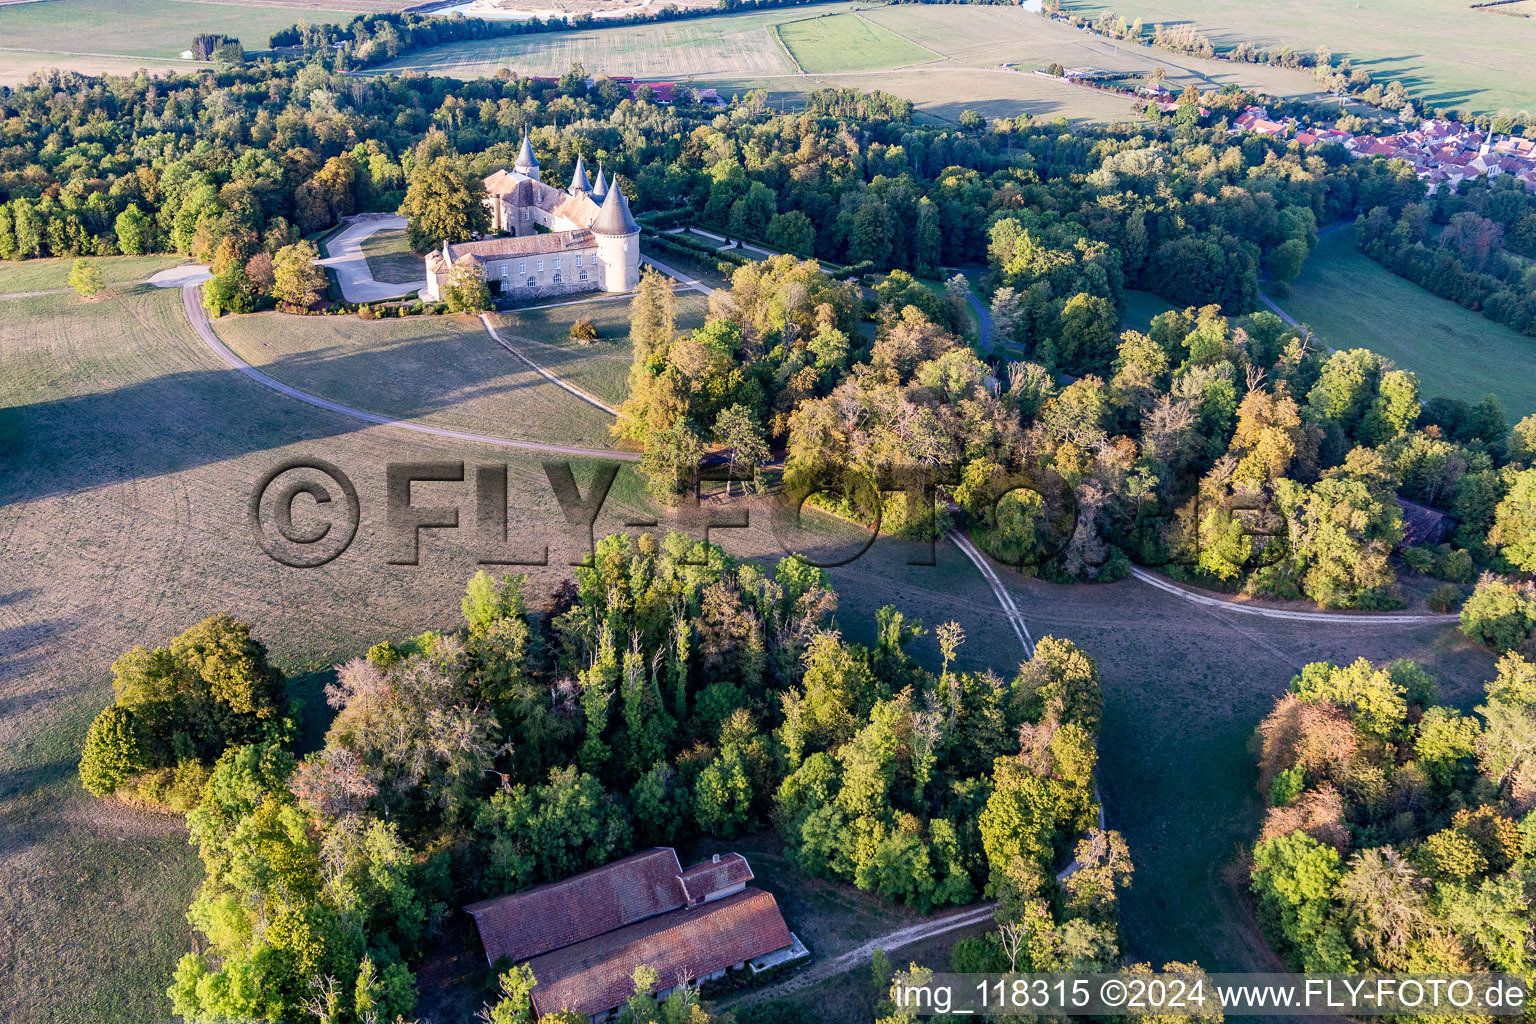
[1267, 230, 1536, 418]
[213, 308, 622, 448]
[776, 12, 941, 73]
[358, 229, 424, 285]
[491, 291, 709, 407]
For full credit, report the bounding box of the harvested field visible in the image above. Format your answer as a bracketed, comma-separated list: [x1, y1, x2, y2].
[370, 4, 819, 78]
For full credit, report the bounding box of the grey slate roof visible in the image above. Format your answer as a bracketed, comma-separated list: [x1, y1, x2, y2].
[569, 154, 591, 193]
[591, 184, 638, 235]
[515, 131, 538, 171]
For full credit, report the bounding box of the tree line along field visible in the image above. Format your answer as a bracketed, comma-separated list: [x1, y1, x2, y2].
[1268, 231, 1536, 419]
[0, 0, 359, 61]
[775, 11, 940, 74]
[1063, 0, 1536, 116]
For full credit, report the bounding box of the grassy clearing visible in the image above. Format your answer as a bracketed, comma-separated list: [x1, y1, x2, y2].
[776, 12, 940, 73]
[490, 290, 708, 407]
[1121, 287, 1177, 332]
[0, 255, 190, 294]
[357, 228, 423, 286]
[1062, 0, 1536, 116]
[1265, 231, 1536, 418]
[211, 308, 621, 447]
[0, 0, 354, 61]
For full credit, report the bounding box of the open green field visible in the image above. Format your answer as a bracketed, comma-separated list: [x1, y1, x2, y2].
[1265, 231, 1536, 418]
[490, 289, 708, 407]
[212, 306, 622, 448]
[0, 254, 190, 295]
[1063, 0, 1536, 116]
[357, 228, 423, 286]
[0, 0, 355, 62]
[858, 3, 1332, 99]
[776, 11, 939, 73]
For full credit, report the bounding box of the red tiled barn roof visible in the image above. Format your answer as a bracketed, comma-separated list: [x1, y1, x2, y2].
[526, 888, 793, 1019]
[678, 853, 753, 904]
[463, 848, 685, 964]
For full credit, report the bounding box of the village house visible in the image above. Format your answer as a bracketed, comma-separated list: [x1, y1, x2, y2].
[463, 848, 809, 1022]
[424, 131, 641, 302]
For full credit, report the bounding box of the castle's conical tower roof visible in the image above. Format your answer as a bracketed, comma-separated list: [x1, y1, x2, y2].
[591, 183, 638, 236]
[590, 164, 608, 202]
[569, 153, 591, 194]
[514, 131, 539, 174]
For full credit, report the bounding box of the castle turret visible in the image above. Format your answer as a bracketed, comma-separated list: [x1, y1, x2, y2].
[590, 164, 608, 202]
[514, 131, 539, 181]
[591, 185, 640, 293]
[568, 154, 591, 194]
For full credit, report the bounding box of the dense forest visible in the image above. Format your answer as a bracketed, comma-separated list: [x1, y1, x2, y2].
[78, 534, 1124, 1022]
[1251, 652, 1536, 974]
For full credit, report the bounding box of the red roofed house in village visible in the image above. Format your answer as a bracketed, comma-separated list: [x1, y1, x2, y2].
[464, 849, 808, 1021]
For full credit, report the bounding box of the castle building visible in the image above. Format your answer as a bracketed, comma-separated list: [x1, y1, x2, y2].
[424, 132, 640, 302]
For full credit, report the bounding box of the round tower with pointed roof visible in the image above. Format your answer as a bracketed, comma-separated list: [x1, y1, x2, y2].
[514, 131, 539, 181]
[568, 154, 591, 195]
[590, 164, 608, 203]
[591, 184, 640, 293]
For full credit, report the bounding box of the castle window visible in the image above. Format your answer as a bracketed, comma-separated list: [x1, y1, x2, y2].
[536, 259, 544, 272]
[553, 272, 562, 285]
[518, 261, 526, 274]
[499, 263, 508, 278]
[574, 254, 583, 267]
[579, 270, 588, 282]
[553, 257, 561, 269]
[526, 277, 536, 288]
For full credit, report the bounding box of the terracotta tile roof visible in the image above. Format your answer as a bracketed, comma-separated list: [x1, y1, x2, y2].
[484, 169, 521, 196]
[464, 848, 685, 964]
[447, 230, 595, 262]
[526, 888, 793, 1019]
[679, 854, 753, 904]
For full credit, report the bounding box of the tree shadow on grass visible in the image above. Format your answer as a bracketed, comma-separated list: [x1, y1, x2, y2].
[0, 330, 614, 510]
